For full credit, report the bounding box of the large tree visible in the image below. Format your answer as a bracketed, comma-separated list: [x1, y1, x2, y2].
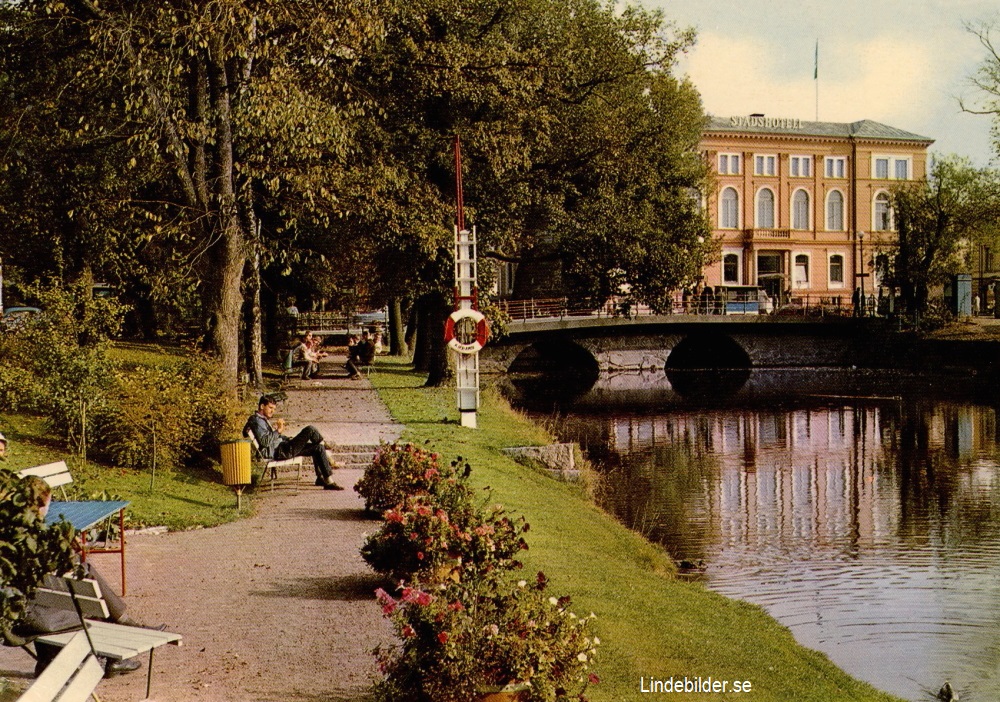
[886, 156, 1000, 317]
[0, 0, 377, 388]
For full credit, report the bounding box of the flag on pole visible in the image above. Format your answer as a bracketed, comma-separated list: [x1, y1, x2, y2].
[814, 40, 818, 80]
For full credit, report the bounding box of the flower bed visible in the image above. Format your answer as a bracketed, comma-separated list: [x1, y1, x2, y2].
[357, 445, 600, 701]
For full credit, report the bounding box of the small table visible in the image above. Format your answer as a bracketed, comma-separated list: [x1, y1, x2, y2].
[46, 500, 130, 595]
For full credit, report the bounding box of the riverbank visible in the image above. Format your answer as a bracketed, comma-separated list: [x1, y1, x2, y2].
[369, 358, 902, 702]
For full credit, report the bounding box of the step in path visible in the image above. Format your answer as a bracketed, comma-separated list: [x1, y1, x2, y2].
[0, 371, 407, 702]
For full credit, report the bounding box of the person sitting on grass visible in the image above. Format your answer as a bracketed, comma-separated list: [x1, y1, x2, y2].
[0, 429, 6, 460]
[11, 476, 152, 678]
[244, 395, 343, 490]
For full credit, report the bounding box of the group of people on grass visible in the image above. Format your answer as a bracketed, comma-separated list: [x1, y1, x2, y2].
[291, 328, 380, 380]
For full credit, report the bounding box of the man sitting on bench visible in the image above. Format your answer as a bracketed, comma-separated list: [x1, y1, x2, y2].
[244, 395, 343, 490]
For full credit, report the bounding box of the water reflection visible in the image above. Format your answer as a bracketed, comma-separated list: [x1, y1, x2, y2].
[512, 371, 1000, 701]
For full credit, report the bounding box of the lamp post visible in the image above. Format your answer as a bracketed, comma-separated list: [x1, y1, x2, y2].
[858, 230, 866, 317]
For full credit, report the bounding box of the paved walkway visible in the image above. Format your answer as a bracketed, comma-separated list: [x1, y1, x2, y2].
[0, 366, 403, 701]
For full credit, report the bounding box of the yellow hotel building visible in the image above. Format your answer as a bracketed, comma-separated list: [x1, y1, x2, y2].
[700, 115, 933, 304]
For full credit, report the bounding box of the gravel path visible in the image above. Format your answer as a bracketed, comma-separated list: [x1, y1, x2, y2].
[0, 367, 403, 701]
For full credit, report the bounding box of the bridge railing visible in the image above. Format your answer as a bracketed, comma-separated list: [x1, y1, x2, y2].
[498, 293, 867, 322]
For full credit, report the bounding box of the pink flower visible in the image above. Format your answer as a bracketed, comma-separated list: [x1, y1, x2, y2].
[414, 590, 433, 606]
[588, 673, 601, 685]
[424, 468, 439, 480]
[384, 510, 404, 523]
[417, 505, 432, 517]
[435, 509, 448, 522]
[447, 600, 465, 611]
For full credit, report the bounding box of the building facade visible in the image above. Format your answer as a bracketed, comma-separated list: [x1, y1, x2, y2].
[700, 115, 933, 305]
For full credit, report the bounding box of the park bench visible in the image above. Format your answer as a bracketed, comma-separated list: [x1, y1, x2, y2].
[14, 574, 182, 701]
[244, 431, 305, 492]
[17, 463, 130, 595]
[16, 630, 104, 702]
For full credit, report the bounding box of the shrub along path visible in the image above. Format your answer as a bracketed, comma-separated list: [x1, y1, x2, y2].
[0, 363, 402, 702]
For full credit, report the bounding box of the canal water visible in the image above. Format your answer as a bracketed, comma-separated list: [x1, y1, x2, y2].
[507, 368, 1000, 702]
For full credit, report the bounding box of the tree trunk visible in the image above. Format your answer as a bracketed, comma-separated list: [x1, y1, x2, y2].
[203, 31, 243, 393]
[405, 300, 419, 359]
[388, 297, 407, 357]
[421, 291, 452, 387]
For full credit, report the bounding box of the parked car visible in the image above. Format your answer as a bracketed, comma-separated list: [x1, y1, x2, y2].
[1, 306, 41, 331]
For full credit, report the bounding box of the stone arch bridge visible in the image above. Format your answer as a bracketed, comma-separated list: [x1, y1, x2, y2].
[482, 316, 888, 375]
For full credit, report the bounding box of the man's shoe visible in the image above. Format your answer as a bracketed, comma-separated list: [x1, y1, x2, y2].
[323, 481, 345, 491]
[315, 478, 325, 486]
[104, 657, 142, 677]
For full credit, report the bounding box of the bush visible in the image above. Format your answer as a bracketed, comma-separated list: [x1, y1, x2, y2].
[0, 468, 76, 637]
[93, 353, 242, 470]
[373, 572, 599, 702]
[361, 469, 529, 583]
[354, 443, 445, 513]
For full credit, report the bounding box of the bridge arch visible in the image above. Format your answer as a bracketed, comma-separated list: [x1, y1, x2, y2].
[508, 338, 600, 382]
[665, 331, 751, 370]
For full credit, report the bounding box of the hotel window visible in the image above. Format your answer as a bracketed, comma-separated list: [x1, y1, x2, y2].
[723, 253, 740, 283]
[874, 158, 889, 179]
[829, 254, 845, 287]
[790, 156, 812, 177]
[719, 153, 741, 175]
[794, 254, 810, 288]
[894, 159, 910, 180]
[825, 156, 846, 178]
[826, 190, 844, 231]
[754, 154, 776, 176]
[874, 192, 891, 231]
[720, 187, 740, 229]
[792, 190, 810, 230]
[756, 188, 775, 228]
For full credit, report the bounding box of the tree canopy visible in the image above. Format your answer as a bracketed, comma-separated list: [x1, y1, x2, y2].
[0, 0, 711, 386]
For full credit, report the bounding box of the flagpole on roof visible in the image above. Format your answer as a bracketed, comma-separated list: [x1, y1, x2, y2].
[814, 39, 819, 121]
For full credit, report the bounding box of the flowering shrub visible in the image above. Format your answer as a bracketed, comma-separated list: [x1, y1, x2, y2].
[354, 443, 446, 513]
[361, 486, 529, 583]
[372, 571, 599, 702]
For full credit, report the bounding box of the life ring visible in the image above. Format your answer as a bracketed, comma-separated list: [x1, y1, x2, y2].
[444, 309, 489, 354]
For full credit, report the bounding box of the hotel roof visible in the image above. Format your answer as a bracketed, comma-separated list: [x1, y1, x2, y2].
[705, 115, 934, 144]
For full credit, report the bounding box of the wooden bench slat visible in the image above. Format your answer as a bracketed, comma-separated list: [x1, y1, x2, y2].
[36, 620, 181, 661]
[17, 633, 99, 702]
[41, 576, 102, 599]
[18, 462, 73, 489]
[52, 656, 105, 702]
[35, 589, 109, 620]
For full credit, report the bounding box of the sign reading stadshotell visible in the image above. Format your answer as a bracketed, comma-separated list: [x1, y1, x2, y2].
[730, 115, 803, 129]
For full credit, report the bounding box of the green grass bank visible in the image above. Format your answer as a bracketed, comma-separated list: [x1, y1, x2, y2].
[369, 357, 902, 702]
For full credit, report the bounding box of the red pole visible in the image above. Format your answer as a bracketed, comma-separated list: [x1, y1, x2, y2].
[454, 135, 465, 232]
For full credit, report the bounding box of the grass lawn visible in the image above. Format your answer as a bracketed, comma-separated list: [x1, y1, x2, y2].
[369, 357, 902, 702]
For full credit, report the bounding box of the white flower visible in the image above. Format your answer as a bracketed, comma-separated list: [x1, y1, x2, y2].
[594, 636, 601, 645]
[549, 597, 559, 606]
[577, 653, 588, 662]
[518, 580, 527, 588]
[569, 612, 577, 619]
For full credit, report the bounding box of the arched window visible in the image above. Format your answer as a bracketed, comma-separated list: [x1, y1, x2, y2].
[756, 188, 775, 229]
[826, 190, 844, 231]
[721, 187, 739, 229]
[874, 192, 891, 231]
[792, 190, 810, 230]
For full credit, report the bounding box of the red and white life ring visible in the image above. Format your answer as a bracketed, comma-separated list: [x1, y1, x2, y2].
[444, 309, 489, 354]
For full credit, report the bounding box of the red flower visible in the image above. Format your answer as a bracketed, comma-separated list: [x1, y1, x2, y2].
[401, 625, 415, 638]
[437, 632, 449, 644]
[447, 600, 465, 611]
[588, 673, 600, 685]
[417, 551, 425, 560]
